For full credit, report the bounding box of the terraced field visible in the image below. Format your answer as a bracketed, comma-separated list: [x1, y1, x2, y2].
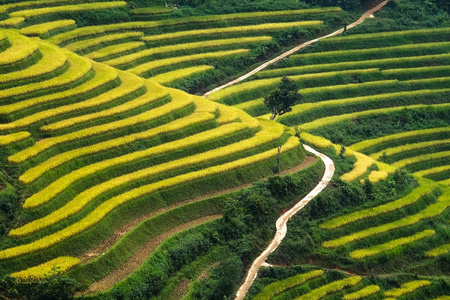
[0, 0, 449, 299]
[0, 24, 310, 296]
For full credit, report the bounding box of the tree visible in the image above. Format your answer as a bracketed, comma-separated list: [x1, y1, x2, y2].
[264, 77, 302, 120]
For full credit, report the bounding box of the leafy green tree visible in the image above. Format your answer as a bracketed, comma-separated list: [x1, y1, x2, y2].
[264, 77, 302, 120]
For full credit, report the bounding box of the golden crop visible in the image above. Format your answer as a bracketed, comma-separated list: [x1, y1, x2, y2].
[2, 136, 299, 258]
[320, 180, 435, 229]
[350, 229, 435, 259]
[11, 256, 79, 281]
[128, 49, 250, 76]
[19, 20, 76, 36]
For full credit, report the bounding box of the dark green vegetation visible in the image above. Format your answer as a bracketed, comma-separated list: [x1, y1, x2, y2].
[264, 77, 302, 120]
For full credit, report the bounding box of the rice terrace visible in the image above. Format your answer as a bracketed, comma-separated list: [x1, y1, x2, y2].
[0, 0, 448, 299]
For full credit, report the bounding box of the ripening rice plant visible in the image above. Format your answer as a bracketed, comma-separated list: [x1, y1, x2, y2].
[41, 80, 168, 131]
[0, 59, 117, 115]
[105, 36, 271, 68]
[300, 132, 332, 149]
[20, 118, 280, 210]
[320, 180, 435, 230]
[256, 53, 450, 79]
[323, 191, 450, 248]
[0, 51, 92, 104]
[299, 103, 450, 132]
[208, 68, 379, 103]
[65, 31, 144, 54]
[86, 41, 145, 61]
[0, 132, 30, 146]
[127, 49, 250, 76]
[0, 0, 80, 14]
[392, 151, 450, 169]
[3, 70, 142, 130]
[19, 20, 76, 37]
[22, 111, 213, 184]
[215, 103, 260, 128]
[414, 165, 450, 178]
[9, 1, 127, 18]
[340, 150, 375, 182]
[252, 270, 324, 300]
[294, 276, 362, 300]
[425, 243, 450, 258]
[8, 93, 192, 163]
[12, 119, 244, 236]
[1, 136, 299, 258]
[0, 17, 25, 27]
[371, 139, 450, 160]
[349, 229, 435, 259]
[351, 127, 450, 153]
[289, 41, 450, 62]
[384, 280, 431, 298]
[342, 285, 380, 300]
[133, 6, 173, 15]
[320, 27, 450, 43]
[0, 42, 67, 85]
[366, 170, 388, 183]
[18, 111, 212, 188]
[0, 30, 39, 68]
[142, 21, 323, 42]
[11, 257, 80, 281]
[151, 65, 214, 85]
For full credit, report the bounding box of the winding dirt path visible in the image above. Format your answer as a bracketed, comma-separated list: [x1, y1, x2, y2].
[201, 3, 389, 298]
[234, 145, 335, 300]
[203, 0, 388, 98]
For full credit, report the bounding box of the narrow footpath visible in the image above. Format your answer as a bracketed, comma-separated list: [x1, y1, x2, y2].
[234, 145, 335, 300]
[203, 0, 388, 97]
[201, 2, 389, 299]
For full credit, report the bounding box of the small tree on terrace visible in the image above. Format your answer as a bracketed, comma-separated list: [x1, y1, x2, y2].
[264, 77, 302, 120]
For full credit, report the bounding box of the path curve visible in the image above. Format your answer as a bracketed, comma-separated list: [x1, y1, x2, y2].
[235, 145, 335, 300]
[203, 0, 388, 98]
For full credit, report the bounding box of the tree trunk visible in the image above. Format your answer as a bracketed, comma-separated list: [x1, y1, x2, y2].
[270, 113, 277, 120]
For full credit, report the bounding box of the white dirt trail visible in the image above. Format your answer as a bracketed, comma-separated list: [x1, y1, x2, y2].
[203, 0, 388, 98]
[201, 2, 389, 299]
[234, 145, 335, 300]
